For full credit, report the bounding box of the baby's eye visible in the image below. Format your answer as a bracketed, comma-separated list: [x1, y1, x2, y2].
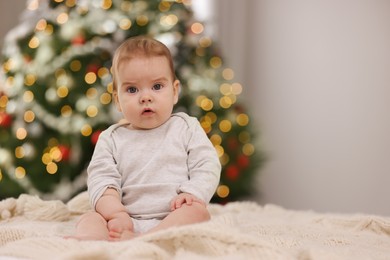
[126, 86, 138, 93]
[152, 84, 163, 91]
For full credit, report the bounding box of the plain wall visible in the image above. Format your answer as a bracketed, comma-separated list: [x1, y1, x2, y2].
[0, 1, 25, 49]
[215, 0, 390, 216]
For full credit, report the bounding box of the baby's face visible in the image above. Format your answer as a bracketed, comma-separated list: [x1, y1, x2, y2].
[114, 56, 179, 130]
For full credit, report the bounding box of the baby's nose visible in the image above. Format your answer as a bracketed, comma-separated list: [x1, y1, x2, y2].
[140, 95, 152, 103]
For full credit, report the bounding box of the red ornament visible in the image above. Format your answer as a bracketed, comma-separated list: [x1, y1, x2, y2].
[237, 154, 250, 169]
[91, 130, 102, 145]
[234, 104, 245, 114]
[71, 35, 86, 45]
[23, 55, 32, 63]
[86, 64, 100, 74]
[0, 112, 12, 128]
[225, 164, 240, 181]
[227, 137, 239, 151]
[58, 145, 71, 162]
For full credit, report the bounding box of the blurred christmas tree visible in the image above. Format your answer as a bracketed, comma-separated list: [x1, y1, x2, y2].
[0, 0, 264, 203]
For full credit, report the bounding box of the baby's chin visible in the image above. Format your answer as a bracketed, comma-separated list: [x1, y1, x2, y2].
[128, 122, 165, 130]
[126, 115, 171, 130]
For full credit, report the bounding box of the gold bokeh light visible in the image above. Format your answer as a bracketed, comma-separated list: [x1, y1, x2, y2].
[210, 134, 222, 146]
[100, 93, 111, 104]
[0, 95, 9, 108]
[222, 68, 234, 80]
[86, 105, 98, 117]
[35, 19, 47, 31]
[57, 86, 69, 98]
[81, 124, 92, 136]
[214, 145, 224, 158]
[15, 146, 25, 159]
[16, 128, 27, 140]
[15, 167, 26, 179]
[219, 120, 232, 133]
[101, 0, 112, 9]
[119, 18, 132, 30]
[28, 36, 40, 49]
[70, 60, 82, 72]
[23, 91, 34, 103]
[236, 113, 249, 126]
[24, 74, 37, 86]
[56, 13, 69, 24]
[136, 15, 149, 26]
[200, 98, 213, 111]
[210, 56, 222, 69]
[50, 147, 62, 162]
[191, 22, 204, 34]
[24, 110, 35, 123]
[85, 72, 97, 84]
[46, 162, 58, 174]
[216, 185, 230, 198]
[243, 143, 255, 156]
[239, 131, 250, 143]
[61, 105, 72, 117]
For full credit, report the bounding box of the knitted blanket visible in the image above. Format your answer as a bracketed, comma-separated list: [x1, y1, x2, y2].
[0, 192, 389, 260]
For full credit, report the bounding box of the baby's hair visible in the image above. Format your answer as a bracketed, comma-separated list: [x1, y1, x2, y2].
[111, 35, 176, 92]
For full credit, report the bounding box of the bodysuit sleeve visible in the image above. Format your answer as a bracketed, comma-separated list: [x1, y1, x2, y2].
[178, 116, 221, 203]
[87, 125, 122, 209]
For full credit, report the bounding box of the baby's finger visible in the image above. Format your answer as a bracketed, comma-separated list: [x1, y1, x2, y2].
[170, 197, 181, 210]
[170, 199, 176, 210]
[175, 197, 186, 208]
[185, 196, 193, 205]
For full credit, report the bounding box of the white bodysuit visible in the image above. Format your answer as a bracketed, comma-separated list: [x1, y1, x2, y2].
[87, 112, 221, 232]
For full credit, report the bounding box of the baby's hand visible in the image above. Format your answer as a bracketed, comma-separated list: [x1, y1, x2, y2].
[170, 193, 205, 211]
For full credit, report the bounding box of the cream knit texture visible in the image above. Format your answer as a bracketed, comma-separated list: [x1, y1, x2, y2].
[0, 192, 389, 259]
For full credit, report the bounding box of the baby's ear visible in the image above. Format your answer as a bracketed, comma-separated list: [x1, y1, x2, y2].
[112, 91, 122, 112]
[173, 80, 180, 104]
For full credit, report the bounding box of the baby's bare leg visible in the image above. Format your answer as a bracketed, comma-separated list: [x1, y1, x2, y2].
[146, 202, 210, 234]
[71, 211, 109, 240]
[113, 203, 210, 241]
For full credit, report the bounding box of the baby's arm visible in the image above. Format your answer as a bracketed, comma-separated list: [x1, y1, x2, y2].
[95, 187, 134, 239]
[180, 120, 221, 203]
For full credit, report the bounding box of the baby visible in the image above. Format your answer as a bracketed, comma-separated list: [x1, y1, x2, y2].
[72, 36, 221, 240]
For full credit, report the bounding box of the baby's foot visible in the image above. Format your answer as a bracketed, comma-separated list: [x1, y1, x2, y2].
[109, 229, 139, 241]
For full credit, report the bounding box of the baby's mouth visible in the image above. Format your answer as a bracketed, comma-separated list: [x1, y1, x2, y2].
[142, 108, 154, 115]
